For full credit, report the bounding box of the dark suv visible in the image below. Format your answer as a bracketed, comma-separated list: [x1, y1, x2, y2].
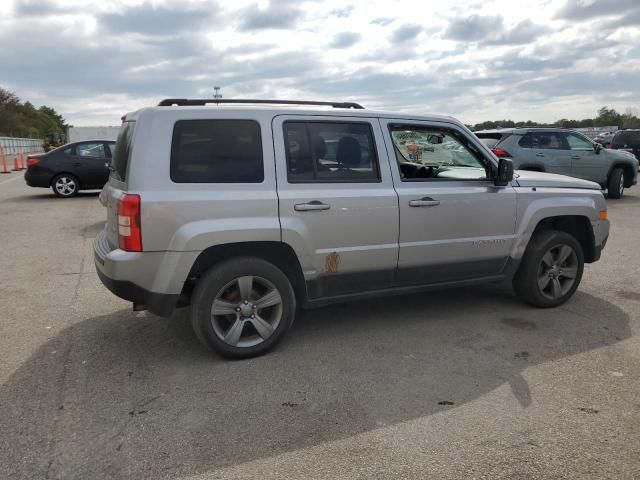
[610, 129, 640, 160]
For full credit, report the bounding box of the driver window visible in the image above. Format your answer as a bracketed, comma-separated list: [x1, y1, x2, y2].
[389, 125, 488, 181]
[566, 133, 593, 151]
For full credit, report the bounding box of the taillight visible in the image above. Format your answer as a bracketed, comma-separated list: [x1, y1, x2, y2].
[492, 148, 512, 158]
[117, 193, 142, 252]
[27, 157, 40, 166]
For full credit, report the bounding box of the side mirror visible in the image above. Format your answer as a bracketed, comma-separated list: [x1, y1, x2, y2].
[594, 143, 602, 154]
[494, 158, 514, 186]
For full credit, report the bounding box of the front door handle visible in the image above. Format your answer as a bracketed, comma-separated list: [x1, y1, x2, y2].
[571, 155, 581, 160]
[535, 153, 545, 157]
[294, 200, 331, 211]
[72, 162, 81, 167]
[409, 197, 440, 207]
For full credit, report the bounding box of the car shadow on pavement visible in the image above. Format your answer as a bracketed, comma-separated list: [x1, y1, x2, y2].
[0, 287, 631, 479]
[10, 191, 100, 202]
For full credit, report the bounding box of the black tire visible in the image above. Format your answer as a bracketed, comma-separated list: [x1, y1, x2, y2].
[513, 230, 584, 308]
[607, 167, 624, 199]
[190, 257, 296, 359]
[51, 173, 79, 198]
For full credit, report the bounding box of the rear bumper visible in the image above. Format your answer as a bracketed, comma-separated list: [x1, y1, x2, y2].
[93, 228, 197, 317]
[24, 169, 51, 188]
[95, 267, 179, 317]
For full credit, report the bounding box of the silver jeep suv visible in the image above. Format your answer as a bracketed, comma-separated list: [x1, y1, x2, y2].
[95, 99, 610, 358]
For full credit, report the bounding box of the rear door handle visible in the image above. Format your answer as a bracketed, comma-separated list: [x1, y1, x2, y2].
[535, 153, 545, 157]
[409, 197, 440, 207]
[72, 162, 81, 167]
[571, 155, 581, 160]
[294, 201, 330, 211]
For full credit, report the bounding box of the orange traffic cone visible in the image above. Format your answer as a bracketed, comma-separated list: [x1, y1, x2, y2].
[0, 147, 10, 174]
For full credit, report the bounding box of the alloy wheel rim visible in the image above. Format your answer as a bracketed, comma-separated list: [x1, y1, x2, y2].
[210, 275, 283, 348]
[537, 243, 579, 300]
[55, 177, 76, 196]
[619, 172, 624, 196]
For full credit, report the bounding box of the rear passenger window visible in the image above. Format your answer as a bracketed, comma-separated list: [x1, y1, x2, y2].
[171, 120, 263, 183]
[284, 122, 380, 183]
[77, 142, 106, 158]
[518, 132, 568, 150]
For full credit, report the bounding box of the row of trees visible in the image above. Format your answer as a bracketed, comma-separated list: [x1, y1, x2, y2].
[0, 87, 69, 139]
[470, 107, 640, 131]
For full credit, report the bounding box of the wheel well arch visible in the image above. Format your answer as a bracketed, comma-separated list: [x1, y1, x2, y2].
[183, 241, 307, 303]
[532, 215, 596, 263]
[608, 162, 635, 188]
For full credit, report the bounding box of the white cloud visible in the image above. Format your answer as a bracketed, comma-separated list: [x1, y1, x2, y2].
[1, 0, 639, 125]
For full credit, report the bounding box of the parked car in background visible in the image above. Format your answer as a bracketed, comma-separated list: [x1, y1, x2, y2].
[24, 140, 115, 197]
[476, 128, 638, 198]
[609, 129, 640, 161]
[594, 131, 617, 148]
[478, 137, 500, 149]
[95, 98, 610, 359]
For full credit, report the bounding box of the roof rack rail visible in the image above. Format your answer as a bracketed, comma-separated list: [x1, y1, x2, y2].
[157, 98, 365, 109]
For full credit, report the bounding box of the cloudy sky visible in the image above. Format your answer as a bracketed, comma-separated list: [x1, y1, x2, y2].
[1, 0, 639, 125]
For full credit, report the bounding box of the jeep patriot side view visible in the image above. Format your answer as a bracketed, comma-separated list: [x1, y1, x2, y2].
[94, 99, 610, 358]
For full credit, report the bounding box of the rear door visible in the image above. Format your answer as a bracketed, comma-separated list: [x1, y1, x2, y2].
[380, 118, 517, 284]
[70, 141, 108, 186]
[518, 132, 572, 175]
[273, 115, 399, 298]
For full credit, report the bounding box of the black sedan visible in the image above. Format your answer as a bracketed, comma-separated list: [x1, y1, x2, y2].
[25, 140, 115, 198]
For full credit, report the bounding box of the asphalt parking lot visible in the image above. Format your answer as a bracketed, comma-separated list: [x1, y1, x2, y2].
[1, 171, 639, 479]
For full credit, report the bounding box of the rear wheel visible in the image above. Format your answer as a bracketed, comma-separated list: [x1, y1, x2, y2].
[51, 174, 79, 198]
[513, 230, 584, 308]
[190, 257, 296, 359]
[607, 167, 624, 199]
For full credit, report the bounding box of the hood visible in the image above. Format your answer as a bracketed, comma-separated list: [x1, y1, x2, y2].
[514, 170, 601, 190]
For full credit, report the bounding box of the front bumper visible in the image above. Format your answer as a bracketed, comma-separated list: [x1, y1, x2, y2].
[591, 218, 609, 262]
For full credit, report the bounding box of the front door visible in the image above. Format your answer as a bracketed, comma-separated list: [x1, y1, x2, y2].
[565, 132, 601, 182]
[380, 119, 517, 285]
[273, 115, 399, 298]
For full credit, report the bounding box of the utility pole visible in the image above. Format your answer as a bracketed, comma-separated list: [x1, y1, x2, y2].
[213, 86, 222, 104]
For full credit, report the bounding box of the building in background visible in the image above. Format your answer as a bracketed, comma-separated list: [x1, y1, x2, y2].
[67, 126, 119, 143]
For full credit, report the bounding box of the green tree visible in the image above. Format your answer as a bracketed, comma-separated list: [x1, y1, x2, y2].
[0, 86, 69, 138]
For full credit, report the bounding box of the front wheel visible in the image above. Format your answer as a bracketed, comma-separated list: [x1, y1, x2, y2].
[513, 230, 584, 308]
[190, 257, 296, 359]
[607, 167, 624, 199]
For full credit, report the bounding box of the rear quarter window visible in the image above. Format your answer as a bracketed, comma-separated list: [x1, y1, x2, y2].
[170, 119, 263, 183]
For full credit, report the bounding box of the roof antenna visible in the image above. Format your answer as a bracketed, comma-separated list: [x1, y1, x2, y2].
[213, 86, 222, 105]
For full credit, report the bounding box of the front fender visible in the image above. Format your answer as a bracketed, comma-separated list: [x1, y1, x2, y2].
[510, 189, 602, 260]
